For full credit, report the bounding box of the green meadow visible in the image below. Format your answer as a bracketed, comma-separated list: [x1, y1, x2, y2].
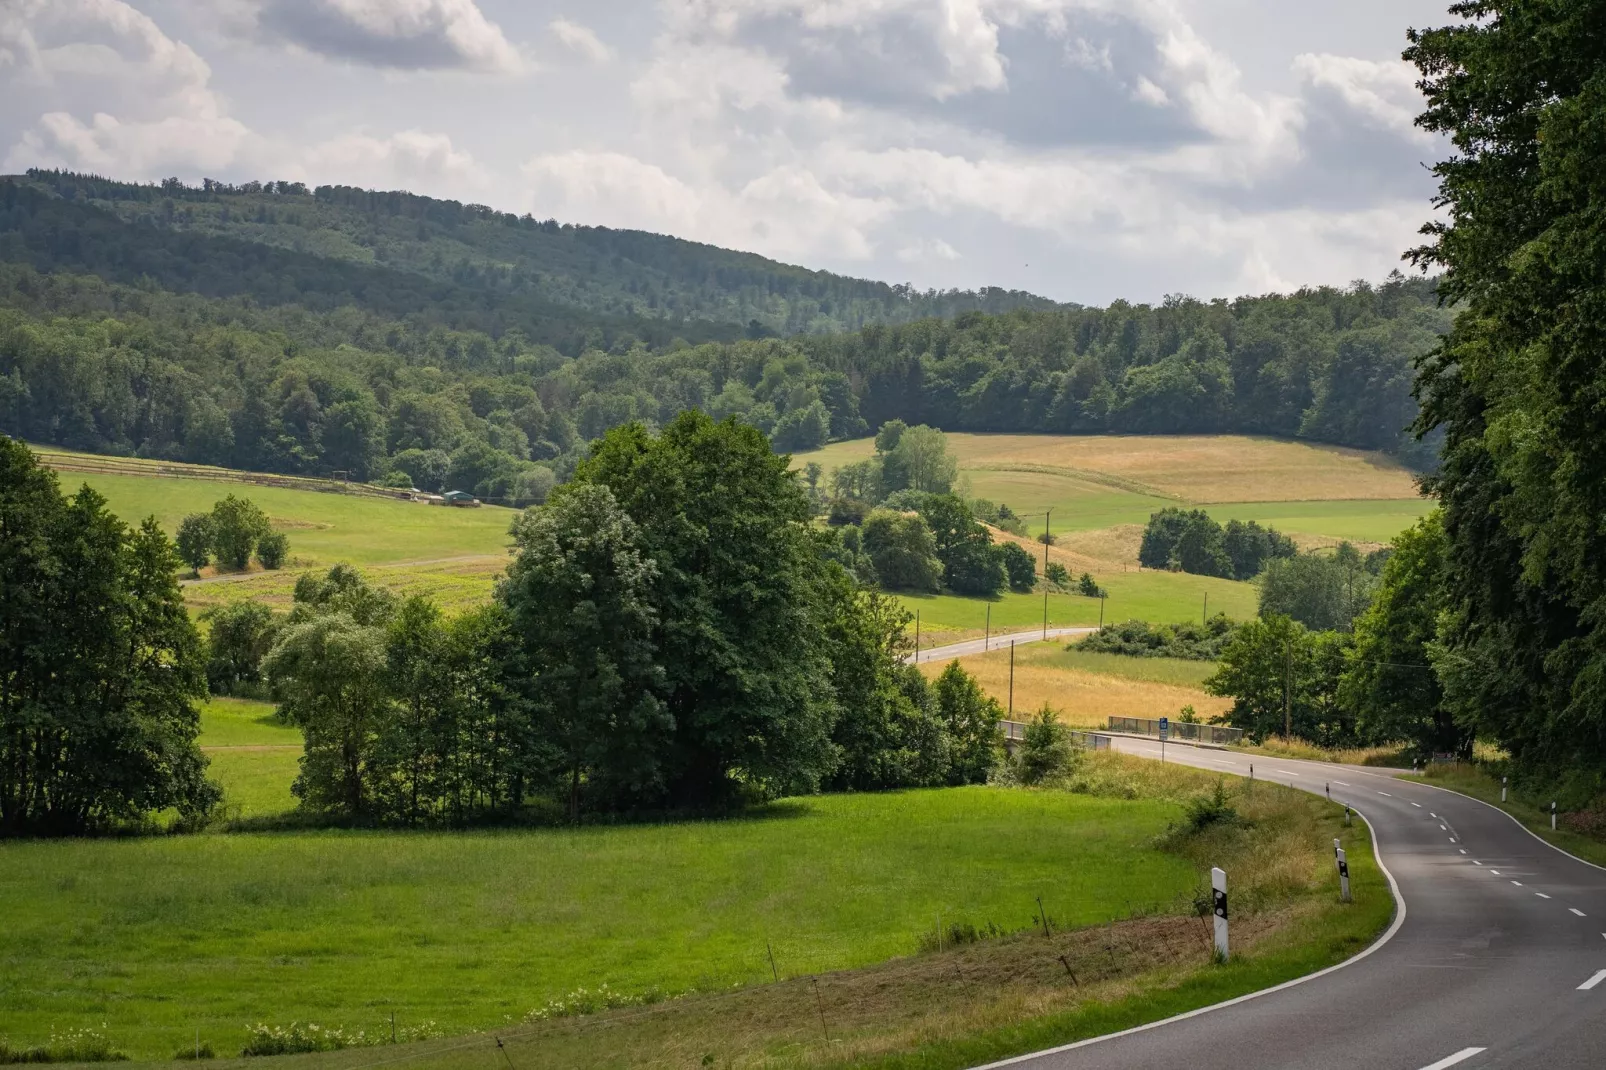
[47, 469, 515, 568]
[899, 568, 1258, 642]
[0, 788, 1195, 1060]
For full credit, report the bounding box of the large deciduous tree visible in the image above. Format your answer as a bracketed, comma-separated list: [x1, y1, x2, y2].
[0, 436, 217, 836]
[1406, 1, 1606, 779]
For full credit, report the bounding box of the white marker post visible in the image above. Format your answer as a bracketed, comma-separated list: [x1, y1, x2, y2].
[1552, 801, 1557, 831]
[1336, 847, 1351, 902]
[1502, 776, 1507, 803]
[1344, 805, 1352, 826]
[1211, 866, 1229, 961]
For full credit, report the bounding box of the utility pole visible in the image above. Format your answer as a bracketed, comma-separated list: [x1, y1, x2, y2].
[1203, 592, 1208, 625]
[1009, 640, 1015, 717]
[914, 611, 920, 662]
[985, 604, 991, 650]
[1043, 589, 1048, 640]
[1043, 509, 1052, 573]
[1284, 636, 1293, 739]
[1098, 592, 1105, 630]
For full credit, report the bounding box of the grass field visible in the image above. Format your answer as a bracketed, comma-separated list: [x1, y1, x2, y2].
[9, 759, 1390, 1070]
[0, 788, 1201, 1059]
[34, 446, 516, 571]
[919, 642, 1227, 728]
[197, 698, 303, 820]
[794, 433, 1430, 548]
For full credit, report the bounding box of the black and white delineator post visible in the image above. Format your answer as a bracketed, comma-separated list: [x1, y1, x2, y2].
[1336, 847, 1351, 902]
[1211, 866, 1229, 961]
[1344, 805, 1352, 826]
[1553, 801, 1558, 831]
[1502, 776, 1508, 803]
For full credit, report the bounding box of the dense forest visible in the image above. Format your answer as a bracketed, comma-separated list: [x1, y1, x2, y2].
[0, 170, 1450, 502]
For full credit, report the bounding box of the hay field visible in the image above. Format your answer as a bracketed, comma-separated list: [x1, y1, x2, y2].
[920, 642, 1228, 728]
[794, 433, 1431, 545]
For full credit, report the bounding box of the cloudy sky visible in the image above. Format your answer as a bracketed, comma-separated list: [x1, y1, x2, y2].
[0, 0, 1455, 305]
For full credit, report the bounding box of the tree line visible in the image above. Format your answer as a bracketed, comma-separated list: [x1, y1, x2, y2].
[2, 173, 1449, 507]
[0, 421, 1011, 835]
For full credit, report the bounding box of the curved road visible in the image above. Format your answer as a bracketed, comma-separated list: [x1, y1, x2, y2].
[919, 634, 1606, 1070]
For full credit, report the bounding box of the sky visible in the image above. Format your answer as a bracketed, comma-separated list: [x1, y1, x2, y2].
[0, 0, 1457, 306]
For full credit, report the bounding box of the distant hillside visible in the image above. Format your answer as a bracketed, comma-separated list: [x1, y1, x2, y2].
[12, 170, 1066, 336]
[0, 170, 1448, 508]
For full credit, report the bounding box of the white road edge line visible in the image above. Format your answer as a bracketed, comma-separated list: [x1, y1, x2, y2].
[1418, 1048, 1486, 1070]
[968, 801, 1408, 1070]
[1570, 908, 1586, 917]
[1577, 970, 1606, 991]
[1276, 769, 1300, 777]
[1401, 778, 1606, 874]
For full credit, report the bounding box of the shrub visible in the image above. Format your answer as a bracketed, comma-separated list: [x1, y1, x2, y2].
[827, 498, 870, 526]
[523, 984, 665, 1023]
[1077, 571, 1104, 597]
[1181, 780, 1242, 833]
[1015, 704, 1077, 785]
[1044, 561, 1070, 588]
[256, 531, 289, 570]
[172, 1043, 215, 1060]
[241, 1023, 364, 1057]
[1079, 617, 1238, 660]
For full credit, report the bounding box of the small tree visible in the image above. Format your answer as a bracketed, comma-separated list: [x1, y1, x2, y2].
[1077, 572, 1104, 597]
[1044, 561, 1070, 588]
[256, 531, 289, 570]
[203, 600, 280, 695]
[998, 541, 1037, 592]
[1016, 704, 1076, 785]
[176, 513, 213, 574]
[210, 494, 271, 571]
[933, 660, 1003, 784]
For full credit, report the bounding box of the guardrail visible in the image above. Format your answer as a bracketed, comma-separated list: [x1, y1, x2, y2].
[1106, 716, 1243, 745]
[1000, 721, 1110, 751]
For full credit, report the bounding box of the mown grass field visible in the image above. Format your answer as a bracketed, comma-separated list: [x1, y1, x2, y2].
[919, 642, 1227, 728]
[197, 698, 302, 820]
[0, 787, 1199, 1059]
[20, 759, 1389, 1070]
[795, 433, 1430, 547]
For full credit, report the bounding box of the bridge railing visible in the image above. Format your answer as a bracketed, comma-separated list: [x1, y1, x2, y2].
[999, 721, 1110, 751]
[1105, 716, 1243, 746]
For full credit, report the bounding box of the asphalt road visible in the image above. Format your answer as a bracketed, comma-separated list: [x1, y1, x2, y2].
[909, 628, 1095, 665]
[974, 737, 1606, 1070]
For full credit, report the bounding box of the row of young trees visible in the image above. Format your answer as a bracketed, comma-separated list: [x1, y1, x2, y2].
[175, 494, 287, 573]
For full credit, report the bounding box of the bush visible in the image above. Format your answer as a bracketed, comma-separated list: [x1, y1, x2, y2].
[172, 1044, 215, 1061]
[1181, 780, 1242, 833]
[998, 541, 1038, 592]
[1044, 561, 1070, 588]
[256, 531, 289, 570]
[827, 497, 870, 526]
[1079, 617, 1238, 660]
[240, 1023, 365, 1057]
[1015, 704, 1077, 785]
[1077, 572, 1104, 597]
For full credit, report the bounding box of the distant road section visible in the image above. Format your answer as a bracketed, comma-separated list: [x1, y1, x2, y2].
[908, 628, 1096, 665]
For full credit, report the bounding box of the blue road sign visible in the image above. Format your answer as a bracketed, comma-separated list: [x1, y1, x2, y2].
[1159, 716, 1169, 741]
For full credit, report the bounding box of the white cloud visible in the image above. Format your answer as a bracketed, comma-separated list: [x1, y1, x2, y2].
[1, 0, 254, 174]
[549, 18, 613, 63]
[299, 129, 485, 193]
[1293, 53, 1428, 139]
[251, 0, 524, 73]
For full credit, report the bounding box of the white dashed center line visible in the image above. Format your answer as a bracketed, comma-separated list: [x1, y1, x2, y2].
[1511, 881, 1523, 887]
[1412, 802, 1422, 808]
[1536, 893, 1551, 899]
[1417, 1048, 1486, 1070]
[1578, 970, 1606, 991]
[1378, 791, 1393, 797]
[1570, 908, 1587, 917]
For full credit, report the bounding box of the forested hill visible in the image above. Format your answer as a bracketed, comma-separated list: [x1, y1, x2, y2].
[0, 169, 1449, 503]
[12, 170, 1063, 336]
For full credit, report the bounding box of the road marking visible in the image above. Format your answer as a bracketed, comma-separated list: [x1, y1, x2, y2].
[1511, 881, 1523, 887]
[1570, 908, 1586, 916]
[1275, 769, 1300, 777]
[1578, 970, 1606, 991]
[1536, 893, 1551, 899]
[1473, 861, 1483, 865]
[1459, 849, 1467, 855]
[1440, 824, 1449, 830]
[1378, 791, 1393, 797]
[1417, 1048, 1485, 1070]
[1490, 869, 1501, 875]
[1334, 780, 1350, 786]
[1412, 802, 1423, 808]
[1450, 837, 1457, 843]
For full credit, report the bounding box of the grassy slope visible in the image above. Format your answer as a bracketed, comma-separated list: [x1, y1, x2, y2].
[918, 644, 1226, 728]
[0, 790, 1195, 1059]
[198, 698, 302, 820]
[51, 467, 515, 568]
[794, 433, 1429, 546]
